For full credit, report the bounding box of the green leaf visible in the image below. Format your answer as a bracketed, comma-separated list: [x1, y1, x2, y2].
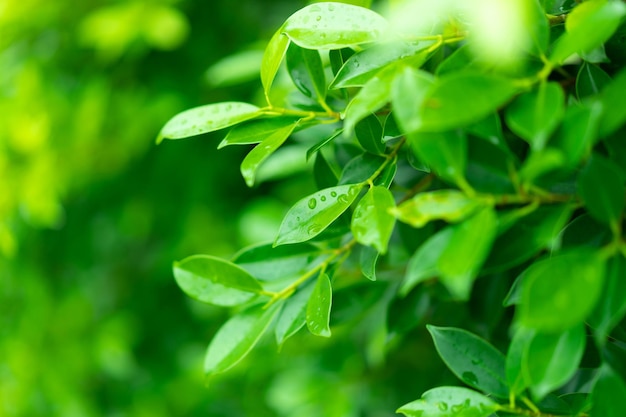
[504, 82, 565, 150]
[275, 183, 363, 246]
[438, 207, 498, 300]
[286, 43, 326, 100]
[306, 128, 343, 161]
[283, 2, 388, 50]
[408, 130, 467, 186]
[343, 64, 397, 135]
[599, 68, 626, 137]
[261, 29, 290, 100]
[506, 327, 534, 395]
[427, 326, 509, 399]
[484, 204, 574, 273]
[466, 113, 509, 155]
[233, 242, 323, 281]
[331, 41, 429, 89]
[313, 149, 339, 189]
[205, 49, 264, 88]
[354, 114, 385, 155]
[397, 386, 499, 417]
[527, 0, 550, 55]
[419, 72, 519, 132]
[524, 324, 586, 401]
[391, 66, 435, 134]
[401, 227, 454, 296]
[329, 47, 355, 76]
[204, 303, 281, 375]
[590, 364, 626, 417]
[173, 255, 263, 307]
[306, 273, 332, 337]
[576, 62, 612, 99]
[391, 190, 482, 228]
[519, 248, 605, 332]
[219, 117, 300, 149]
[351, 186, 396, 254]
[275, 280, 316, 345]
[588, 254, 626, 344]
[240, 120, 299, 187]
[577, 153, 625, 231]
[549, 1, 626, 64]
[158, 102, 261, 142]
[551, 102, 602, 167]
[360, 245, 379, 281]
[338, 153, 386, 185]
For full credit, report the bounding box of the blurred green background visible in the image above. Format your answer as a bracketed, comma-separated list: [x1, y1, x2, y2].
[1, 1, 458, 415]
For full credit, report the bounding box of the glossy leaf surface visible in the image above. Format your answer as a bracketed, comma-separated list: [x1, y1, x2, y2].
[408, 130, 467, 185]
[219, 117, 300, 148]
[286, 43, 326, 99]
[354, 114, 385, 155]
[283, 2, 388, 50]
[351, 186, 396, 254]
[261, 29, 290, 99]
[401, 228, 454, 296]
[397, 386, 498, 417]
[427, 326, 509, 399]
[173, 255, 263, 307]
[275, 281, 315, 345]
[275, 184, 363, 246]
[391, 66, 435, 134]
[306, 273, 332, 337]
[392, 190, 482, 228]
[204, 303, 281, 375]
[233, 242, 323, 281]
[158, 102, 261, 141]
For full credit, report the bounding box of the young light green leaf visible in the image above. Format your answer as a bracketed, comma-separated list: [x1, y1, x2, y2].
[588, 254, 626, 345]
[524, 324, 586, 401]
[360, 245, 379, 281]
[391, 190, 482, 228]
[331, 41, 429, 89]
[408, 130, 467, 186]
[576, 62, 612, 99]
[438, 207, 498, 300]
[307, 129, 343, 162]
[343, 64, 398, 135]
[549, 1, 626, 64]
[261, 28, 290, 100]
[283, 2, 388, 50]
[401, 227, 454, 296]
[219, 117, 300, 149]
[173, 255, 263, 307]
[391, 66, 435, 134]
[351, 186, 396, 254]
[275, 280, 316, 345]
[577, 153, 625, 232]
[240, 120, 299, 187]
[397, 386, 499, 417]
[419, 72, 519, 132]
[306, 273, 332, 337]
[286, 43, 326, 100]
[504, 82, 565, 151]
[590, 364, 626, 417]
[275, 184, 363, 246]
[427, 325, 509, 399]
[158, 102, 261, 142]
[519, 248, 605, 332]
[204, 302, 281, 375]
[354, 114, 385, 155]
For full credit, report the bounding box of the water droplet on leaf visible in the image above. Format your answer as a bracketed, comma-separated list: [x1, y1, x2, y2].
[320, 195, 327, 202]
[308, 198, 317, 209]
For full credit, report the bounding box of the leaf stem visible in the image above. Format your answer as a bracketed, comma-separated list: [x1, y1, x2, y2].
[261, 106, 341, 121]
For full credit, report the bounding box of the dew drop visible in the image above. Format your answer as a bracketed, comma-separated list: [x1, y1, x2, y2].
[320, 195, 327, 202]
[316, 15, 322, 21]
[307, 224, 322, 236]
[437, 402, 448, 411]
[308, 198, 317, 209]
[330, 191, 337, 197]
[462, 371, 478, 386]
[226, 104, 233, 111]
[337, 194, 349, 204]
[310, 5, 321, 12]
[471, 359, 482, 365]
[328, 3, 335, 11]
[451, 405, 464, 413]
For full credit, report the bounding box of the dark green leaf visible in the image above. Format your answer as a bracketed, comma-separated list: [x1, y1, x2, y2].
[466, 113, 509, 155]
[397, 386, 499, 417]
[283, 3, 388, 50]
[219, 117, 300, 149]
[240, 120, 299, 187]
[351, 186, 396, 254]
[306, 128, 342, 161]
[576, 62, 612, 99]
[524, 324, 586, 401]
[589, 254, 626, 344]
[338, 153, 386, 185]
[599, 68, 626, 137]
[506, 327, 534, 395]
[275, 280, 316, 345]
[329, 47, 355, 76]
[551, 102, 602, 167]
[306, 273, 332, 337]
[401, 227, 454, 297]
[275, 184, 363, 246]
[438, 207, 498, 300]
[408, 130, 467, 186]
[158, 102, 261, 142]
[286, 43, 326, 100]
[590, 364, 626, 417]
[427, 326, 509, 399]
[391, 190, 482, 228]
[360, 245, 379, 281]
[204, 303, 281, 375]
[577, 153, 625, 231]
[504, 82, 565, 151]
[519, 248, 605, 332]
[313, 150, 339, 189]
[173, 255, 263, 307]
[354, 114, 385, 155]
[233, 242, 323, 281]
